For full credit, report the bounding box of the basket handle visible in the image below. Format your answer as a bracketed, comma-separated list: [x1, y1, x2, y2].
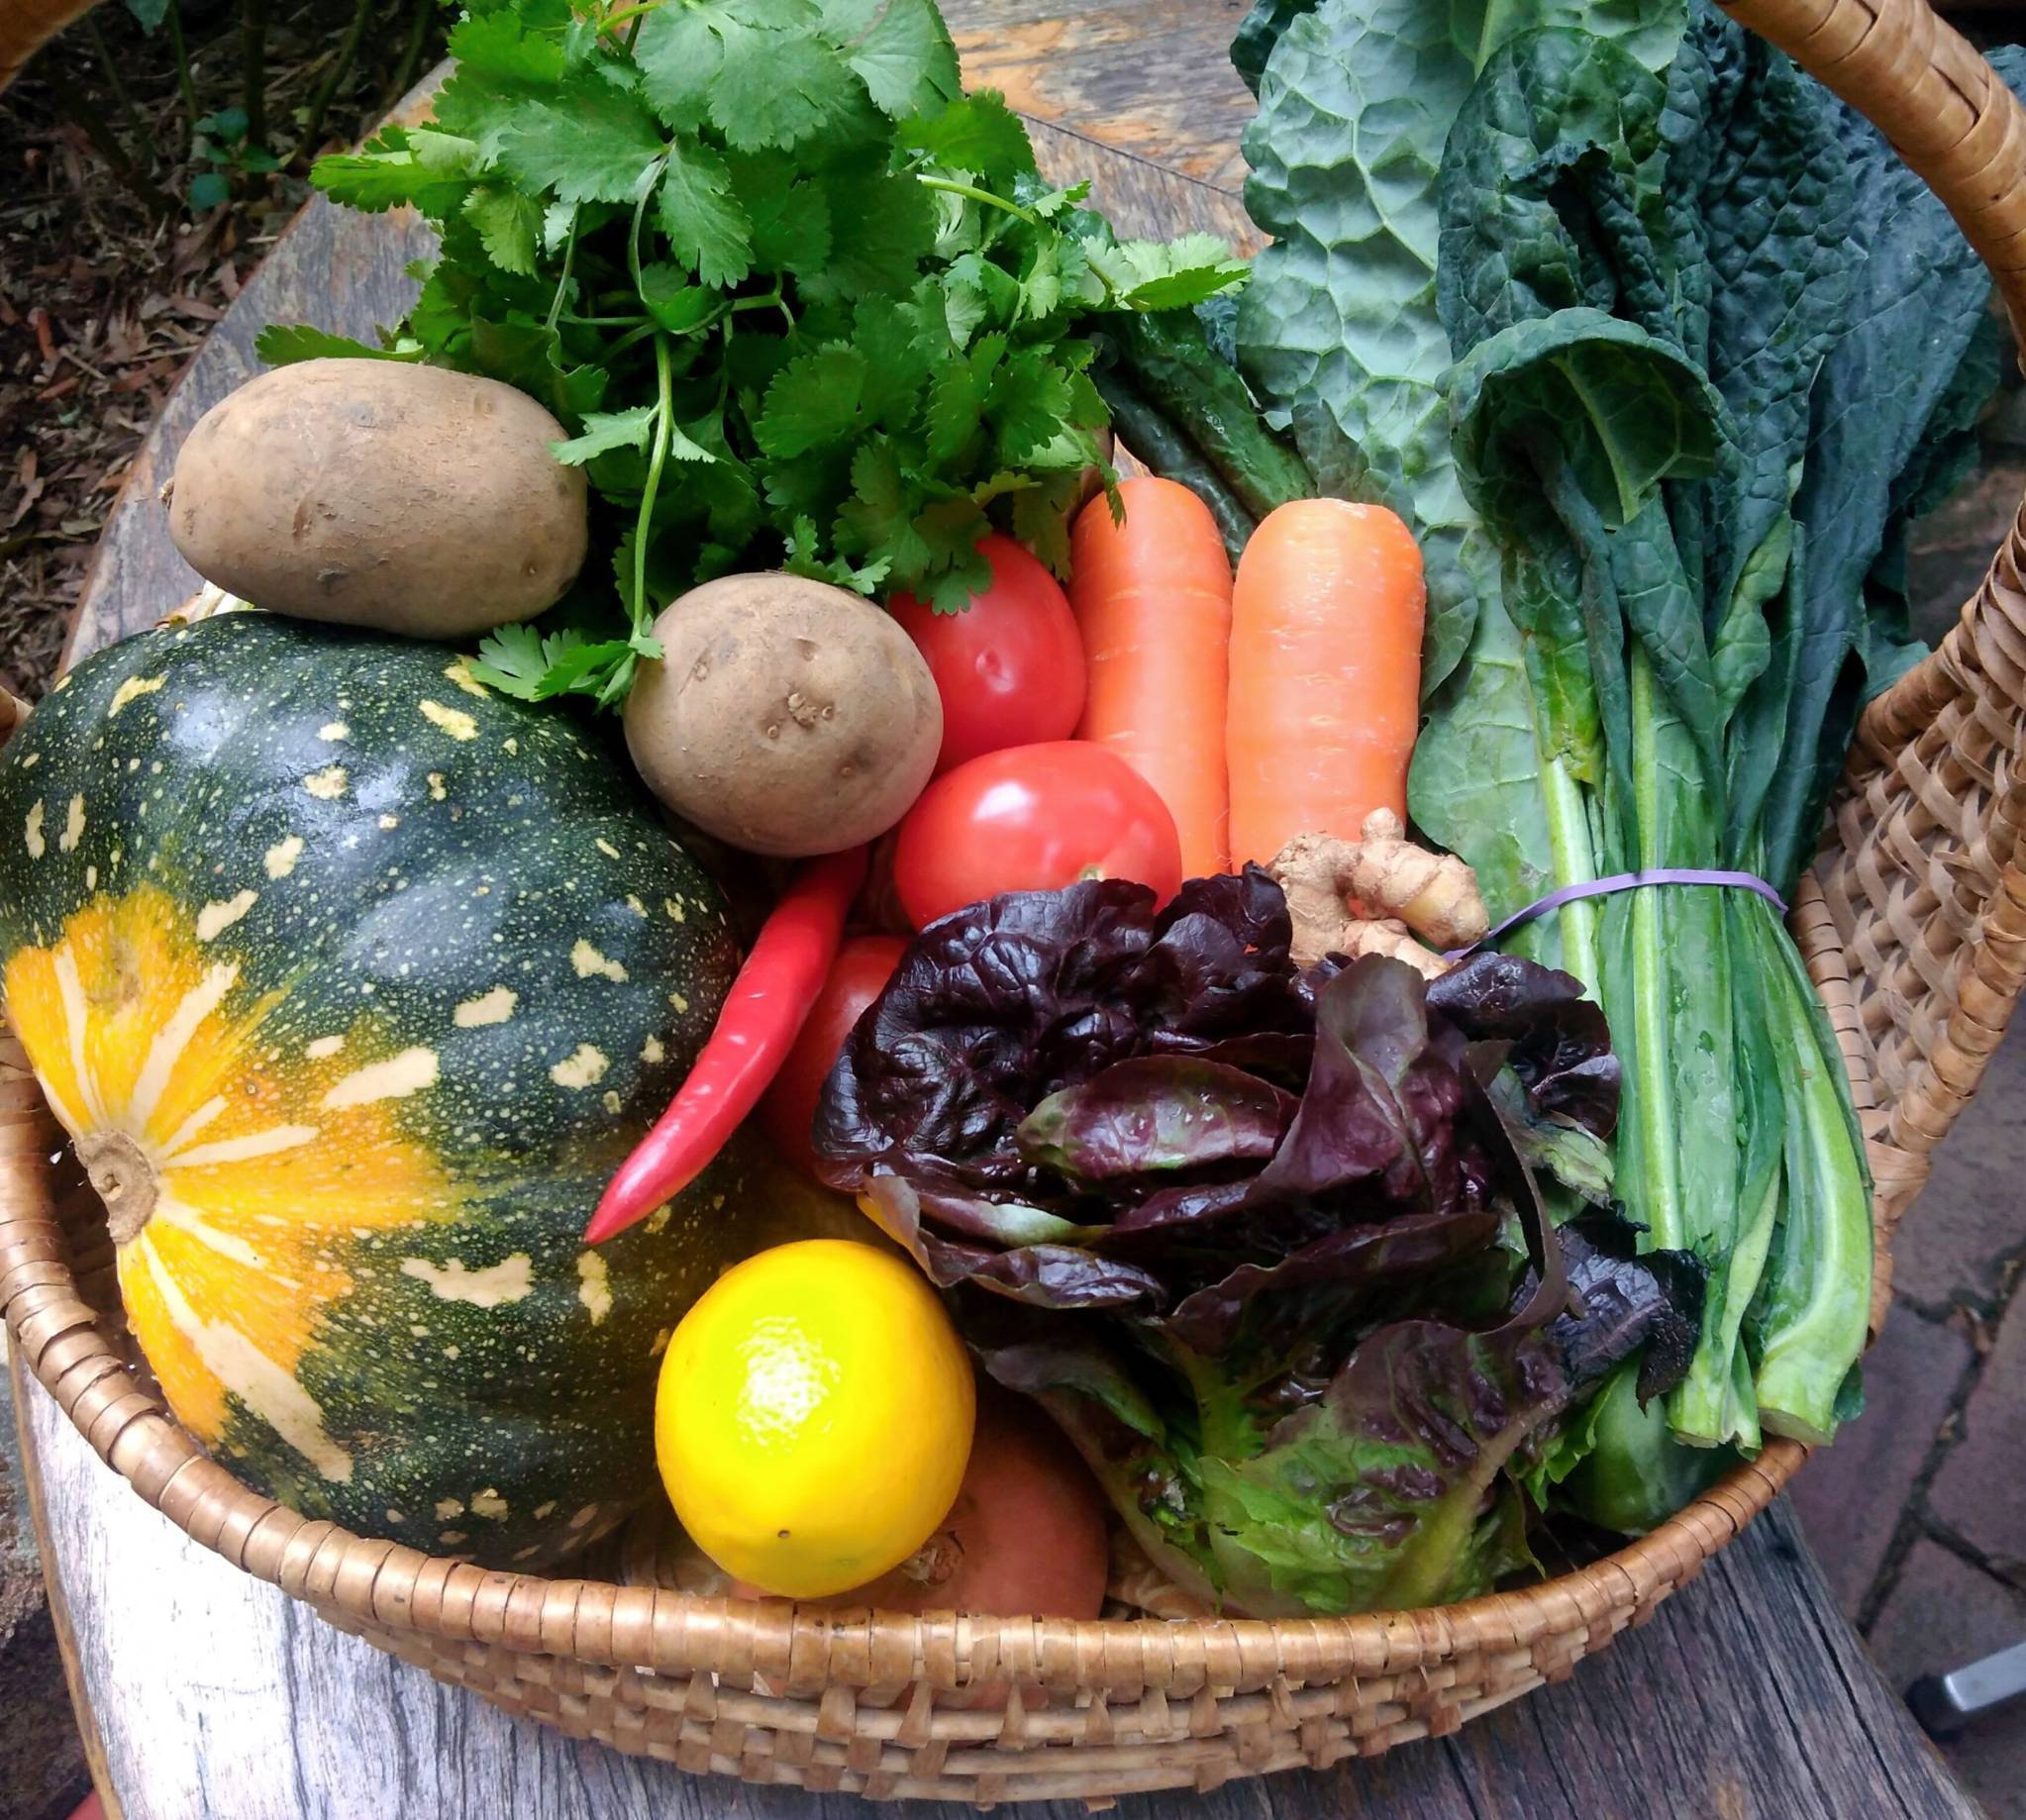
[1723, 0, 2026, 334]
[1722, 0, 2026, 1236]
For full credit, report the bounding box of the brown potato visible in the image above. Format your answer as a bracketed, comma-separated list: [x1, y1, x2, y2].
[164, 357, 587, 637]
[625, 573, 942, 858]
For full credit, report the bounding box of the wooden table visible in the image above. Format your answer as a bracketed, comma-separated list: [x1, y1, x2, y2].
[11, 4, 1986, 1815]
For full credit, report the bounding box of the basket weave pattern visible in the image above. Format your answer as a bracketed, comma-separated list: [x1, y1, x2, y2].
[7, 0, 2026, 1800]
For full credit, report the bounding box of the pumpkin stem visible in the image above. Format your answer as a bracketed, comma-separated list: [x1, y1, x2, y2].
[76, 1130, 159, 1247]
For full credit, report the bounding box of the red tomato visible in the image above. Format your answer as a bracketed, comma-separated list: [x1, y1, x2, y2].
[760, 934, 908, 1178]
[891, 741, 1183, 929]
[890, 534, 1087, 772]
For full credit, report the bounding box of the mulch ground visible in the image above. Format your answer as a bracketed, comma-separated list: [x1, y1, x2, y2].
[0, 0, 448, 701]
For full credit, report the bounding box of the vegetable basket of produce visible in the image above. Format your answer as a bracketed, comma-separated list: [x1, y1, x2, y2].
[4, 0, 2026, 1801]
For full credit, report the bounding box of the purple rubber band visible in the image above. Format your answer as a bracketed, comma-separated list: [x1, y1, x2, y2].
[1445, 867, 1788, 961]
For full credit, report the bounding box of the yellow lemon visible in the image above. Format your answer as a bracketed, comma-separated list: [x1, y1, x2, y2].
[655, 1239, 975, 1598]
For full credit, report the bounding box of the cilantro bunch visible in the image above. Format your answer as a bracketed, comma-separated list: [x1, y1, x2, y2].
[259, 0, 1246, 703]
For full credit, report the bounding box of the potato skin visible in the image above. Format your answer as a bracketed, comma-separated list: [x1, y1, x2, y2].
[165, 357, 587, 636]
[625, 573, 943, 858]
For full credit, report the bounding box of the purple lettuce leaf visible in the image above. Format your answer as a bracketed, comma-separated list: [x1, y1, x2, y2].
[1427, 953, 1621, 1139]
[1017, 1058, 1298, 1182]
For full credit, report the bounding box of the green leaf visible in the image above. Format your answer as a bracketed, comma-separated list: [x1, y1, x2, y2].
[924, 354, 986, 463]
[123, 0, 168, 32]
[639, 262, 719, 333]
[495, 75, 667, 205]
[409, 128, 481, 174]
[467, 623, 550, 698]
[837, 0, 961, 118]
[898, 90, 1036, 181]
[729, 152, 835, 276]
[463, 186, 543, 276]
[188, 172, 231, 211]
[310, 129, 471, 215]
[815, 170, 937, 297]
[1237, 0, 1684, 696]
[552, 406, 659, 464]
[986, 346, 1076, 465]
[1009, 472, 1078, 579]
[446, 10, 568, 85]
[239, 145, 283, 174]
[255, 324, 418, 366]
[1084, 232, 1247, 312]
[657, 137, 753, 288]
[757, 346, 870, 456]
[637, 0, 859, 150]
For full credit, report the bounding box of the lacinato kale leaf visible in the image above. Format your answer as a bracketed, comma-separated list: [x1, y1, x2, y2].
[1235, 0, 1683, 696]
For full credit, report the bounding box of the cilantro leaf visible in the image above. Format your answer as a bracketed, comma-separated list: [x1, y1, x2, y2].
[463, 186, 543, 275]
[658, 137, 753, 288]
[639, 262, 720, 333]
[924, 354, 985, 464]
[987, 345, 1076, 465]
[467, 623, 550, 699]
[446, 10, 566, 85]
[757, 346, 870, 456]
[310, 128, 471, 215]
[637, 0, 856, 151]
[552, 406, 658, 464]
[495, 75, 667, 205]
[818, 169, 937, 297]
[852, 294, 938, 428]
[255, 324, 417, 366]
[730, 152, 836, 276]
[898, 90, 1035, 181]
[1082, 232, 1249, 312]
[835, 437, 931, 574]
[835, 0, 959, 118]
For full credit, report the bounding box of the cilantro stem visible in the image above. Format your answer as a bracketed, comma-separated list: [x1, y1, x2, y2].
[604, 320, 660, 361]
[628, 158, 665, 300]
[730, 280, 793, 333]
[602, 0, 663, 35]
[631, 332, 674, 640]
[916, 173, 1036, 226]
[545, 223, 579, 336]
[560, 313, 653, 328]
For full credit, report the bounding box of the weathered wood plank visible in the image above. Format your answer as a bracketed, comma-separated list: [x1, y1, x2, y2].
[23, 8, 1983, 1818]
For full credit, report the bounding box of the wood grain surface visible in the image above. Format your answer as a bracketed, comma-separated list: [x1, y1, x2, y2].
[18, 6, 1981, 1816]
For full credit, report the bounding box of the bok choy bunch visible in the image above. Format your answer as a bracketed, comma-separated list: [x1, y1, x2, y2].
[1237, 0, 2020, 1506]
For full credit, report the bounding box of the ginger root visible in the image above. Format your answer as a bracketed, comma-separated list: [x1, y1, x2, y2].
[1267, 811, 1489, 974]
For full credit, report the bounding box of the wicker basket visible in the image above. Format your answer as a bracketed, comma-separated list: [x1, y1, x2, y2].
[8, 0, 2026, 1801]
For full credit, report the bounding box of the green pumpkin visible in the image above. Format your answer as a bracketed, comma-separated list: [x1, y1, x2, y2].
[0, 611, 749, 1567]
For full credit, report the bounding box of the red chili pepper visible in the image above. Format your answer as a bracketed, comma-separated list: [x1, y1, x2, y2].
[583, 846, 867, 1246]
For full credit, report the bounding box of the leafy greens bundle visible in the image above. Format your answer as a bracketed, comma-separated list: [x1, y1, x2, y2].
[815, 870, 1702, 1616]
[264, 0, 1247, 702]
[1234, 0, 2020, 1511]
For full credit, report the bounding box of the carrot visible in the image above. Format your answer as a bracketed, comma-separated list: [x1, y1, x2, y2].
[1068, 477, 1234, 877]
[1226, 498, 1426, 868]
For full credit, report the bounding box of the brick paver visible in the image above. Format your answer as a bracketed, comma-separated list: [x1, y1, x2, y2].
[1789, 1301, 1973, 1611]
[1867, 1541, 2026, 1820]
[1888, 1019, 2026, 1309]
[1930, 1287, 2026, 1580]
